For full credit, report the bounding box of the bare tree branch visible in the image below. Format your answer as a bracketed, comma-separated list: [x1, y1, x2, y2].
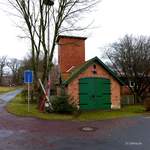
[7, 0, 100, 99]
[105, 35, 150, 103]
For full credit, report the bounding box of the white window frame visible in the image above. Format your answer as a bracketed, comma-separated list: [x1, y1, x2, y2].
[129, 81, 135, 87]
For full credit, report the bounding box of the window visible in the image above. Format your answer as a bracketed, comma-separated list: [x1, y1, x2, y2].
[129, 81, 135, 87]
[93, 64, 96, 69]
[92, 64, 97, 74]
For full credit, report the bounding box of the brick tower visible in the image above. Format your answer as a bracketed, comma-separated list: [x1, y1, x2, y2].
[57, 35, 87, 79]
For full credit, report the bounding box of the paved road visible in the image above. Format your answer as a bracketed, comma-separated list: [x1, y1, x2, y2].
[0, 90, 150, 150]
[0, 89, 22, 106]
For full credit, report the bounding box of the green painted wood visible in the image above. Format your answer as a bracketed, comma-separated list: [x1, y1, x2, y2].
[79, 77, 111, 110]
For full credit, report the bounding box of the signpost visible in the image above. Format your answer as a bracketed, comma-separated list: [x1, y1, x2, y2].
[24, 70, 33, 112]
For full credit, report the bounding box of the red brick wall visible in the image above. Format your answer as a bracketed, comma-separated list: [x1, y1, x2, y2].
[67, 63, 121, 109]
[57, 36, 86, 75]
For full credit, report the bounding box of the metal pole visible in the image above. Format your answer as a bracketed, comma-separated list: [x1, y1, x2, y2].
[28, 81, 30, 112]
[43, 0, 54, 105]
[47, 6, 51, 99]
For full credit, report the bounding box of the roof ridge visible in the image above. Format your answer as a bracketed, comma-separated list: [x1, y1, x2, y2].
[63, 57, 124, 85]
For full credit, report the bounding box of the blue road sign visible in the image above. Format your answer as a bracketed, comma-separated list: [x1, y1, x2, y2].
[24, 70, 33, 83]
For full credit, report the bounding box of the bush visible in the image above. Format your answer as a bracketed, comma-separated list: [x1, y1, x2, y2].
[51, 95, 77, 114]
[144, 97, 150, 111]
[21, 89, 40, 104]
[21, 90, 28, 103]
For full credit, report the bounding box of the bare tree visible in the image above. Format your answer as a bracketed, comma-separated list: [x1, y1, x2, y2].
[15, 56, 33, 85]
[7, 0, 99, 98]
[105, 35, 150, 103]
[0, 56, 7, 85]
[7, 58, 21, 85]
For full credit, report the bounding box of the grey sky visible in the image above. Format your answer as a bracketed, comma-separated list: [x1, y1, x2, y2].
[0, 0, 150, 60]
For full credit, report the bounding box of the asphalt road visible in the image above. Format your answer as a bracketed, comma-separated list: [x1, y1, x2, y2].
[0, 89, 22, 105]
[0, 90, 150, 150]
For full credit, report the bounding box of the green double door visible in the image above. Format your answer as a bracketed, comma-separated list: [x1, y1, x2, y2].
[79, 77, 111, 110]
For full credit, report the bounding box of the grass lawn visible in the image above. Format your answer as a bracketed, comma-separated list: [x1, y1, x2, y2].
[6, 93, 146, 121]
[0, 86, 20, 94]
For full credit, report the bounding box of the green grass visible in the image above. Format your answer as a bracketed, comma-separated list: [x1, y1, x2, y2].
[77, 105, 145, 121]
[6, 94, 146, 121]
[6, 94, 73, 120]
[0, 86, 20, 94]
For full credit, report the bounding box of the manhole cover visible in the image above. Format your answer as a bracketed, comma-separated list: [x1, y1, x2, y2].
[80, 126, 97, 132]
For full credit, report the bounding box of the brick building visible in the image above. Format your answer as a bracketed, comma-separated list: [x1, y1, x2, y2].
[57, 35, 124, 110]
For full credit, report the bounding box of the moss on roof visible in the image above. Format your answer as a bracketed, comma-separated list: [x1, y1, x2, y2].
[63, 56, 124, 85]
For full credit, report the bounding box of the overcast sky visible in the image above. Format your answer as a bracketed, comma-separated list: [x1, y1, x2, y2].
[0, 0, 150, 60]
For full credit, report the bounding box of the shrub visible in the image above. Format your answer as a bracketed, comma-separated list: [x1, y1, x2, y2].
[21, 90, 28, 103]
[51, 95, 77, 114]
[21, 89, 39, 104]
[144, 97, 150, 111]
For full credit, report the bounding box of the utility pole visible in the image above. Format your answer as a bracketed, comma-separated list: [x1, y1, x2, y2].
[43, 0, 54, 106]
